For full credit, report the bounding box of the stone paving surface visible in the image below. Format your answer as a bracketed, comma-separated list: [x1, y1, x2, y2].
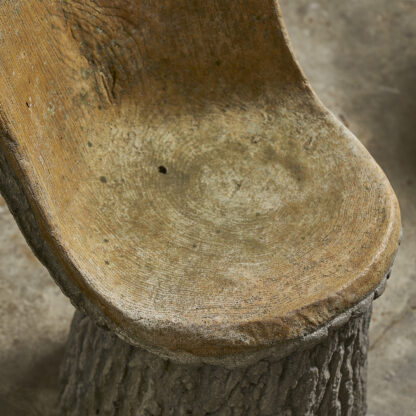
[0, 1, 415, 415]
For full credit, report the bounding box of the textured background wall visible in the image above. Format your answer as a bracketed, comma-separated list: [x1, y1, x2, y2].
[0, 1, 415, 415]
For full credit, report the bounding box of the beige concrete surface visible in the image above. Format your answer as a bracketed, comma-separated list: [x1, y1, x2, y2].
[0, 1, 415, 415]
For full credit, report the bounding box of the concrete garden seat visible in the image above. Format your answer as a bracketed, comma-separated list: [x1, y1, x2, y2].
[0, 1, 400, 414]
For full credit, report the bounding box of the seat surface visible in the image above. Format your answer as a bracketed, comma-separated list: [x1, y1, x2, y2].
[0, 0, 400, 360]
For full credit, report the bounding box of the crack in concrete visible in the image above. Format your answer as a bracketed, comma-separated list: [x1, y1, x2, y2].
[369, 306, 415, 351]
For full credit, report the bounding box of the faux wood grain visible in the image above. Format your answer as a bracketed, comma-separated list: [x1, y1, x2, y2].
[60, 307, 371, 415]
[0, 0, 400, 361]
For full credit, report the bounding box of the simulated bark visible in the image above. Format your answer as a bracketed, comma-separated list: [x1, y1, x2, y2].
[60, 306, 371, 416]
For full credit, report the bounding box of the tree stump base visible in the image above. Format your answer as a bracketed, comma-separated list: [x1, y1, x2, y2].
[60, 306, 372, 416]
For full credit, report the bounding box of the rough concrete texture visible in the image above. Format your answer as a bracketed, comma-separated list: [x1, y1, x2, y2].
[60, 309, 371, 416]
[0, 0, 415, 415]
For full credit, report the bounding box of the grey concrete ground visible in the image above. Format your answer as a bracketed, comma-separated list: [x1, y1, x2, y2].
[0, 1, 415, 415]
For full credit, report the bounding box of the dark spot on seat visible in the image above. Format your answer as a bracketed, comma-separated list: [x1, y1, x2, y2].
[100, 176, 107, 183]
[105, 260, 110, 265]
[158, 166, 167, 174]
[88, 141, 93, 147]
[25, 102, 30, 108]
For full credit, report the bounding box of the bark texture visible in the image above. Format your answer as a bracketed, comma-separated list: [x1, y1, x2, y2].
[60, 306, 371, 416]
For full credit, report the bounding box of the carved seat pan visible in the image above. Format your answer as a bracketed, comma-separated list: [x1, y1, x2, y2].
[0, 0, 400, 361]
